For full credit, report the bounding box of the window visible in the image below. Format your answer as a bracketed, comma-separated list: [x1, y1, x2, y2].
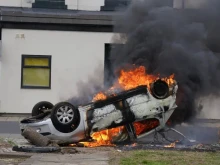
[21, 55, 52, 89]
[32, 0, 67, 9]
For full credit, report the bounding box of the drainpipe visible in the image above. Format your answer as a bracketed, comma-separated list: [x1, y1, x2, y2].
[182, 0, 185, 9]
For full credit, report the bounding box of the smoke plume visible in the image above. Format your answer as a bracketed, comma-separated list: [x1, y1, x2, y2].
[109, 0, 220, 123]
[67, 67, 105, 106]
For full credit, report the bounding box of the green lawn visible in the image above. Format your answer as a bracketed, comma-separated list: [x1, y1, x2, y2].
[109, 150, 220, 165]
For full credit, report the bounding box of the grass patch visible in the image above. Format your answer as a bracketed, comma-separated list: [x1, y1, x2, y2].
[6, 139, 17, 146]
[0, 137, 17, 147]
[109, 150, 220, 165]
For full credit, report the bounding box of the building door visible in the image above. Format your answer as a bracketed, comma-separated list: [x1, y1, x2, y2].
[104, 43, 124, 88]
[104, 44, 114, 88]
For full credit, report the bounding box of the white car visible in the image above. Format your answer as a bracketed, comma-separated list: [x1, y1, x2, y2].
[20, 79, 178, 144]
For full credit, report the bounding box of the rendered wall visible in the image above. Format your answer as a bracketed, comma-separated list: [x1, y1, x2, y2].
[0, 29, 113, 113]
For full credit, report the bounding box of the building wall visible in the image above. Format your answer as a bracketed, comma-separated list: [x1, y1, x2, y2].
[0, 0, 33, 8]
[66, 0, 105, 10]
[0, 0, 211, 11]
[0, 0, 105, 11]
[0, 0, 129, 11]
[0, 29, 113, 113]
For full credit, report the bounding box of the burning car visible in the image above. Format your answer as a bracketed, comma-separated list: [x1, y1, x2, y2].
[20, 77, 178, 146]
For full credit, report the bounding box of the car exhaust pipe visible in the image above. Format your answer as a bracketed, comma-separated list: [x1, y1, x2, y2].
[150, 79, 169, 99]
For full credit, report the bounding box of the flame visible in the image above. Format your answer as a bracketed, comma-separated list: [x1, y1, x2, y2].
[164, 141, 178, 148]
[93, 92, 107, 101]
[93, 66, 175, 101]
[133, 119, 159, 136]
[125, 143, 137, 147]
[132, 143, 137, 147]
[81, 126, 124, 147]
[81, 119, 160, 147]
[119, 66, 174, 90]
[83, 66, 175, 147]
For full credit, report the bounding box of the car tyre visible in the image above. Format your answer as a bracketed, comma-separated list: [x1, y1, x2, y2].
[51, 102, 80, 133]
[150, 80, 169, 99]
[32, 101, 54, 116]
[12, 146, 61, 153]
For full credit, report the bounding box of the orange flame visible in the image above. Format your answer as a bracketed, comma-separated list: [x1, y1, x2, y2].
[93, 92, 107, 101]
[93, 66, 175, 101]
[81, 126, 124, 147]
[164, 141, 178, 148]
[125, 143, 138, 147]
[119, 66, 174, 90]
[133, 119, 159, 136]
[82, 66, 175, 147]
[119, 66, 156, 90]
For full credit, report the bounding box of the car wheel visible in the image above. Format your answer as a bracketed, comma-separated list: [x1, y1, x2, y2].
[51, 102, 80, 133]
[32, 101, 54, 116]
[150, 80, 169, 99]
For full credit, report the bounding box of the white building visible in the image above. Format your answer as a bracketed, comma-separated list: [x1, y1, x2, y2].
[0, 0, 208, 114]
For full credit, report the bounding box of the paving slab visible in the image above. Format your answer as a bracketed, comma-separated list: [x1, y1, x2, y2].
[7, 117, 21, 121]
[0, 134, 29, 145]
[0, 121, 21, 134]
[0, 117, 8, 121]
[18, 152, 109, 165]
[0, 160, 6, 165]
[0, 116, 29, 122]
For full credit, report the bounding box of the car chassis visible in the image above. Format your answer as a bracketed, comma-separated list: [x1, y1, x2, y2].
[20, 79, 180, 144]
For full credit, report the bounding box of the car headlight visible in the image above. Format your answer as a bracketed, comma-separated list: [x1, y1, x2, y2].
[36, 128, 41, 133]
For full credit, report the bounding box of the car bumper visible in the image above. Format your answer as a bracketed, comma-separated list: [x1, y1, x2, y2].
[20, 118, 87, 143]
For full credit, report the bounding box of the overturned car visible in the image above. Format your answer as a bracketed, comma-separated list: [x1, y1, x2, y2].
[20, 79, 178, 144]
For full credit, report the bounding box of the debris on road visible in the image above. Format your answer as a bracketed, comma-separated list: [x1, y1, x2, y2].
[11, 126, 62, 153]
[12, 126, 81, 154]
[21, 127, 59, 147]
[12, 146, 61, 153]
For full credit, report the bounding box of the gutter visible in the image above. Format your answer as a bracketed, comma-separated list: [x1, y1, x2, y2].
[0, 7, 117, 26]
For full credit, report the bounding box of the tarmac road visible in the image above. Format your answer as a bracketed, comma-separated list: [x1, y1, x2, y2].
[0, 121, 20, 134]
[137, 124, 220, 144]
[0, 118, 220, 144]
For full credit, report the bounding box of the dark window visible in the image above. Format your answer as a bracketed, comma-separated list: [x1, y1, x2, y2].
[32, 0, 67, 9]
[101, 0, 174, 11]
[21, 55, 52, 89]
[101, 0, 131, 11]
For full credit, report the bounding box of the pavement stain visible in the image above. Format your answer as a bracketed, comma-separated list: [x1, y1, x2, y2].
[0, 156, 30, 165]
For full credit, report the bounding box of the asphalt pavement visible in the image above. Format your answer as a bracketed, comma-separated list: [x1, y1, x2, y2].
[0, 117, 220, 144]
[0, 121, 20, 134]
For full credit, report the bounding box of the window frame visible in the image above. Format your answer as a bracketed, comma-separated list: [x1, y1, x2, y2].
[21, 55, 52, 89]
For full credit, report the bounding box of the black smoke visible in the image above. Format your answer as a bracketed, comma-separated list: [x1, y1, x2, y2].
[109, 0, 220, 123]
